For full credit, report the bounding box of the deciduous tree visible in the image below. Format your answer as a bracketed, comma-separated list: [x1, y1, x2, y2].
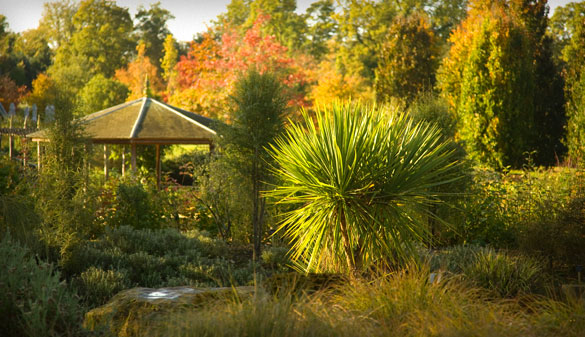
[310, 45, 373, 107]
[69, 0, 134, 77]
[25, 73, 60, 113]
[161, 34, 179, 98]
[303, 0, 337, 59]
[171, 16, 312, 120]
[76, 74, 128, 116]
[115, 42, 164, 100]
[134, 2, 174, 71]
[47, 0, 134, 99]
[38, 0, 78, 49]
[0, 75, 26, 107]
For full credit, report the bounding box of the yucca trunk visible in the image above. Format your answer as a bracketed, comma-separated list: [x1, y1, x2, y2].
[338, 208, 357, 274]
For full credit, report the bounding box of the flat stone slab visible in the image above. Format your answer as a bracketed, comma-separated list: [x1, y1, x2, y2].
[84, 286, 254, 337]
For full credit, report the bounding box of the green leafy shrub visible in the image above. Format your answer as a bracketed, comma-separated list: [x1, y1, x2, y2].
[515, 170, 585, 271]
[74, 267, 129, 307]
[193, 153, 252, 241]
[441, 169, 517, 247]
[0, 236, 84, 337]
[107, 178, 163, 229]
[407, 93, 457, 141]
[0, 157, 22, 194]
[261, 246, 291, 271]
[66, 226, 263, 307]
[438, 167, 584, 251]
[0, 194, 42, 250]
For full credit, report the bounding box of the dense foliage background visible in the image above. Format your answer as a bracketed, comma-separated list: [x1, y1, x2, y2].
[1, 0, 585, 336]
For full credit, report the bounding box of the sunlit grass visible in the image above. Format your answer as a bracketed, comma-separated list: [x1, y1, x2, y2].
[156, 265, 585, 337]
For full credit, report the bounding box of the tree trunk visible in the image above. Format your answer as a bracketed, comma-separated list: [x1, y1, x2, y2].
[339, 209, 358, 275]
[252, 147, 262, 261]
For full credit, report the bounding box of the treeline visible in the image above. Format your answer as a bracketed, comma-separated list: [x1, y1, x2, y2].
[1, 0, 584, 168]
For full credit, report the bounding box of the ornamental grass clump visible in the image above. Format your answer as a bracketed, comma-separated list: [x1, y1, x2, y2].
[269, 102, 460, 274]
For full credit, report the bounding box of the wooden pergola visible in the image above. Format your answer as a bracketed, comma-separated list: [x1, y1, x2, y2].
[27, 97, 218, 188]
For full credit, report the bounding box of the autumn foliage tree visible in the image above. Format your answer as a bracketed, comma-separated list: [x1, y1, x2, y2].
[0, 75, 26, 107]
[171, 15, 312, 120]
[115, 42, 165, 100]
[309, 45, 374, 107]
[25, 73, 59, 113]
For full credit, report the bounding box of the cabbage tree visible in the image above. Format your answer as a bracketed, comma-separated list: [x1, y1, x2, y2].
[269, 102, 460, 274]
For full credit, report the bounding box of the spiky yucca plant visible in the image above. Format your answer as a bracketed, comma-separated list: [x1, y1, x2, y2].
[269, 102, 460, 274]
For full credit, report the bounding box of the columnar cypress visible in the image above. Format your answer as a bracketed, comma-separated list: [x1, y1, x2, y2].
[438, 0, 565, 168]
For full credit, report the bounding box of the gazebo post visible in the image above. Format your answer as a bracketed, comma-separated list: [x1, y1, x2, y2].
[22, 137, 27, 167]
[122, 145, 126, 176]
[36, 141, 41, 170]
[155, 144, 161, 190]
[9, 117, 13, 159]
[83, 144, 89, 175]
[103, 144, 109, 180]
[131, 143, 137, 173]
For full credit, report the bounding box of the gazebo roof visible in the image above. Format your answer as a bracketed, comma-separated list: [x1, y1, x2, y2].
[28, 97, 218, 144]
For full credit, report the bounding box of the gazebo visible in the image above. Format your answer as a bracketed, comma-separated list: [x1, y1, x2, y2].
[27, 97, 218, 188]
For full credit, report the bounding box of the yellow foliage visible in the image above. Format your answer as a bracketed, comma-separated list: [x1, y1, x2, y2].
[25, 73, 59, 112]
[115, 42, 165, 100]
[309, 54, 373, 107]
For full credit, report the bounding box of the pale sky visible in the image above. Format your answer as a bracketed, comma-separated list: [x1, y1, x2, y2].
[0, 0, 315, 42]
[0, 0, 578, 42]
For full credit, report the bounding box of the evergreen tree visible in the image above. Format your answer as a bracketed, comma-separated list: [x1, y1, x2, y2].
[438, 0, 564, 168]
[375, 12, 439, 104]
[220, 69, 287, 260]
[161, 34, 179, 96]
